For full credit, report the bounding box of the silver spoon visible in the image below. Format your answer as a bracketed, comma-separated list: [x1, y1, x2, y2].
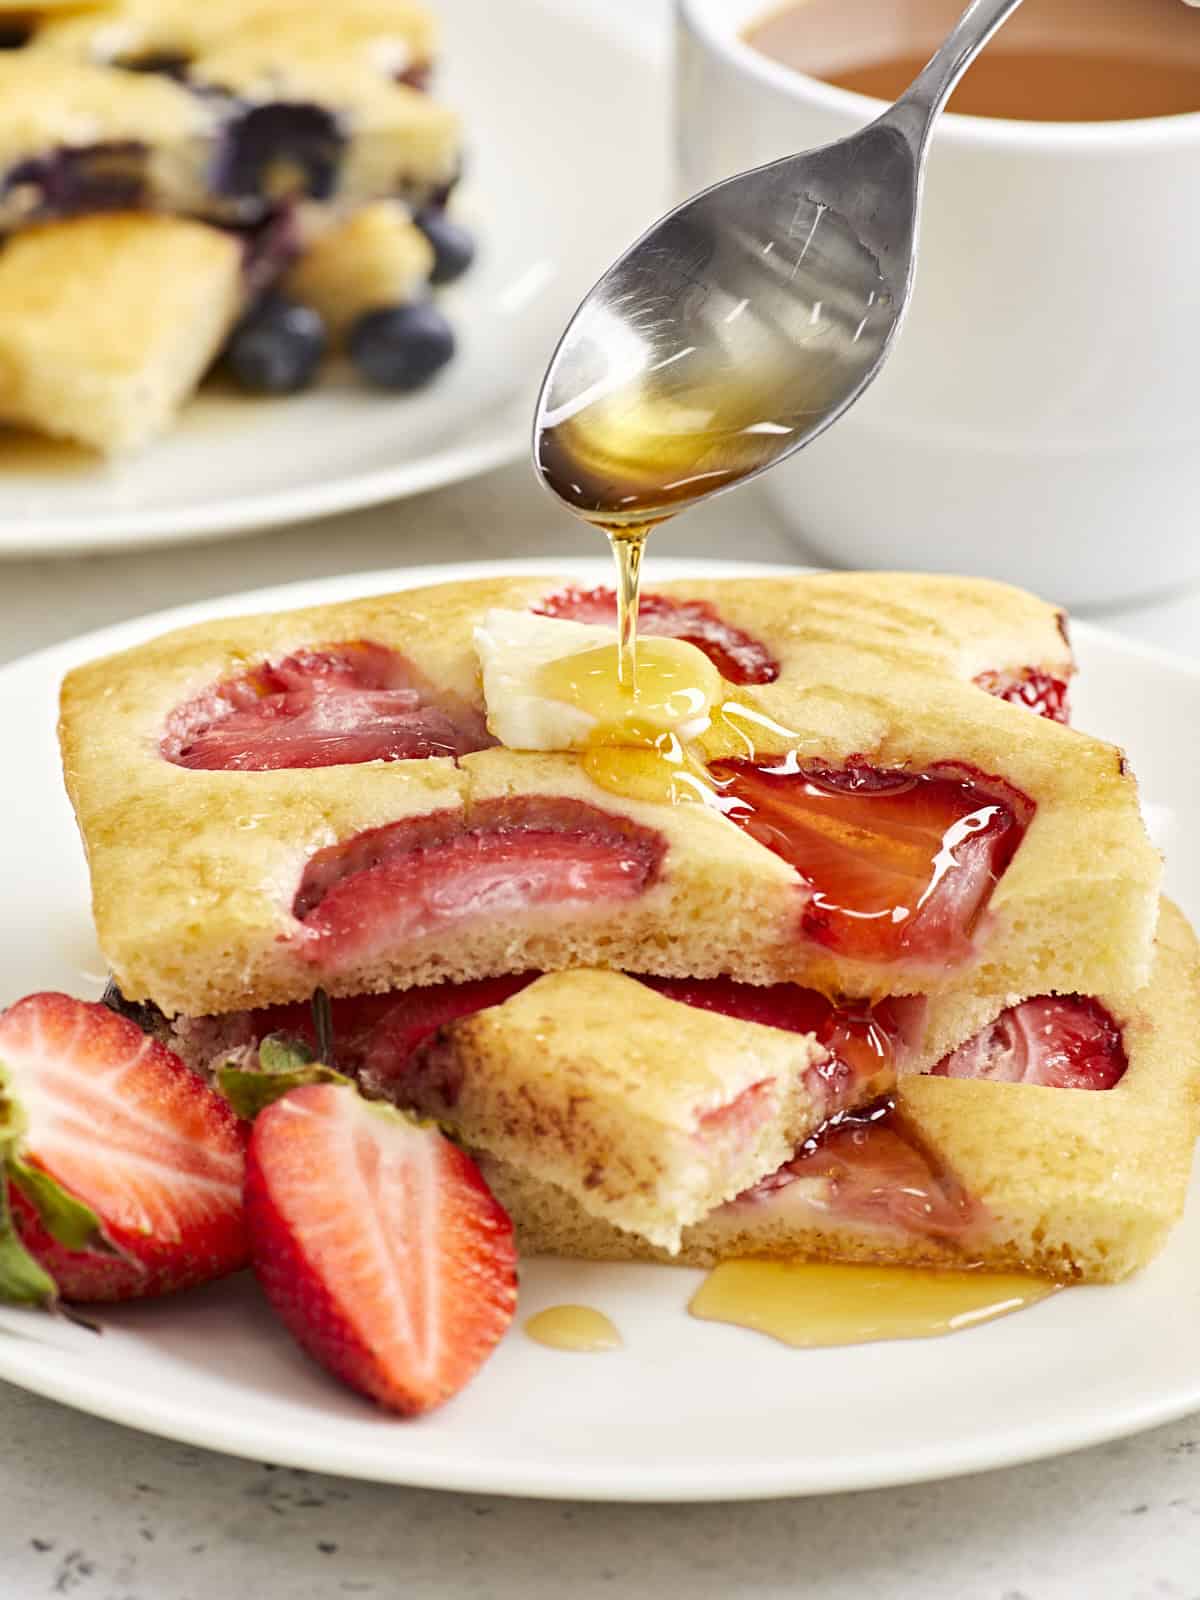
[533, 0, 1025, 530]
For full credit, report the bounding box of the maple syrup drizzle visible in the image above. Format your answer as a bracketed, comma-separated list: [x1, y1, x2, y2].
[534, 361, 1028, 964]
[609, 525, 649, 686]
[524, 1304, 623, 1353]
[580, 732, 718, 808]
[537, 624, 726, 804]
[537, 360, 810, 692]
[688, 1261, 1060, 1349]
[536, 635, 719, 739]
[537, 350, 805, 736]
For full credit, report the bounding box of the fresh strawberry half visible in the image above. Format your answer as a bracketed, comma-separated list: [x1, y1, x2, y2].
[244, 1082, 517, 1416]
[293, 797, 666, 974]
[534, 585, 780, 685]
[0, 993, 248, 1306]
[641, 975, 925, 1117]
[930, 995, 1127, 1090]
[974, 667, 1071, 724]
[161, 640, 491, 771]
[709, 757, 1034, 967]
[745, 1102, 978, 1241]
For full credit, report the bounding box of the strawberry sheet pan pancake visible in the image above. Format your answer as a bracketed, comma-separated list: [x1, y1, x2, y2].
[0, 558, 1199, 1501]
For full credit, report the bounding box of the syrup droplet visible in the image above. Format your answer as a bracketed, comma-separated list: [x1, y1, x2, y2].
[525, 1304, 623, 1353]
[688, 1261, 1060, 1349]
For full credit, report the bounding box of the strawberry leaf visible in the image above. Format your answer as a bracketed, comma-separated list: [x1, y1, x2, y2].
[0, 1173, 57, 1311]
[0, 1057, 124, 1260]
[218, 1037, 351, 1121]
[0, 1060, 25, 1143]
[258, 1034, 316, 1074]
[8, 1156, 123, 1258]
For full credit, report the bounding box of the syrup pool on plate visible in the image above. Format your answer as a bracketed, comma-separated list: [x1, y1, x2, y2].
[525, 1304, 623, 1352]
[689, 1261, 1060, 1349]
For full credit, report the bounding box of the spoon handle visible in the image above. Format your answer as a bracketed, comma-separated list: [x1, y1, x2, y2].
[882, 0, 1027, 145]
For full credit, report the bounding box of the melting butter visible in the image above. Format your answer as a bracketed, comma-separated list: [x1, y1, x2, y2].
[689, 1261, 1060, 1349]
[536, 634, 729, 806]
[536, 636, 719, 740]
[525, 1304, 623, 1353]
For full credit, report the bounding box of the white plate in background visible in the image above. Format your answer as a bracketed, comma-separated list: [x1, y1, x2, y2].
[0, 558, 1197, 1501]
[0, 3, 663, 555]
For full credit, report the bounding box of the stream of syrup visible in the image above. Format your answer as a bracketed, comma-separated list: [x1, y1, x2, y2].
[535, 365, 821, 685]
[609, 526, 649, 686]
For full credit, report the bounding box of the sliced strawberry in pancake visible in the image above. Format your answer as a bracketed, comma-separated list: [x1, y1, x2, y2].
[640, 975, 836, 1036]
[294, 797, 666, 974]
[740, 992, 1129, 1242]
[534, 585, 779, 685]
[744, 1102, 978, 1241]
[974, 667, 1071, 724]
[709, 758, 1033, 966]
[224, 976, 538, 1099]
[641, 974, 924, 1119]
[162, 640, 491, 770]
[930, 994, 1127, 1089]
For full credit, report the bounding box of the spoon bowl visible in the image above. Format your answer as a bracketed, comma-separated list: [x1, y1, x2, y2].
[534, 0, 1024, 528]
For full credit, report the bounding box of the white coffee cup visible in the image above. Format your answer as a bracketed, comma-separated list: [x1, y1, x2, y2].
[676, 0, 1200, 607]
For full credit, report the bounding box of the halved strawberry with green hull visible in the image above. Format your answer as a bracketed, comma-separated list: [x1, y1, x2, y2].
[0, 993, 249, 1306]
[245, 1083, 517, 1415]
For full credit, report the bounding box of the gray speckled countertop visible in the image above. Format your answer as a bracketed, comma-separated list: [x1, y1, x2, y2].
[3, 0, 1200, 1575]
[4, 1383, 1200, 1600]
[1, 462, 1198, 1597]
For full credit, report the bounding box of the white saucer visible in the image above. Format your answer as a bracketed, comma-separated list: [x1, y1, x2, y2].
[1, 558, 1198, 1501]
[0, 3, 663, 556]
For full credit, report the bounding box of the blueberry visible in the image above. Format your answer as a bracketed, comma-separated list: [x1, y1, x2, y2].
[215, 103, 344, 206]
[348, 302, 456, 391]
[225, 296, 327, 394]
[414, 208, 475, 286]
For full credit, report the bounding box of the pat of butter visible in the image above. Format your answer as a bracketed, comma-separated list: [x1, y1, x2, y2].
[474, 609, 721, 752]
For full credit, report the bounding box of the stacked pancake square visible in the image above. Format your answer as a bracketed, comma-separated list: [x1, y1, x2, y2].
[59, 572, 1200, 1283]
